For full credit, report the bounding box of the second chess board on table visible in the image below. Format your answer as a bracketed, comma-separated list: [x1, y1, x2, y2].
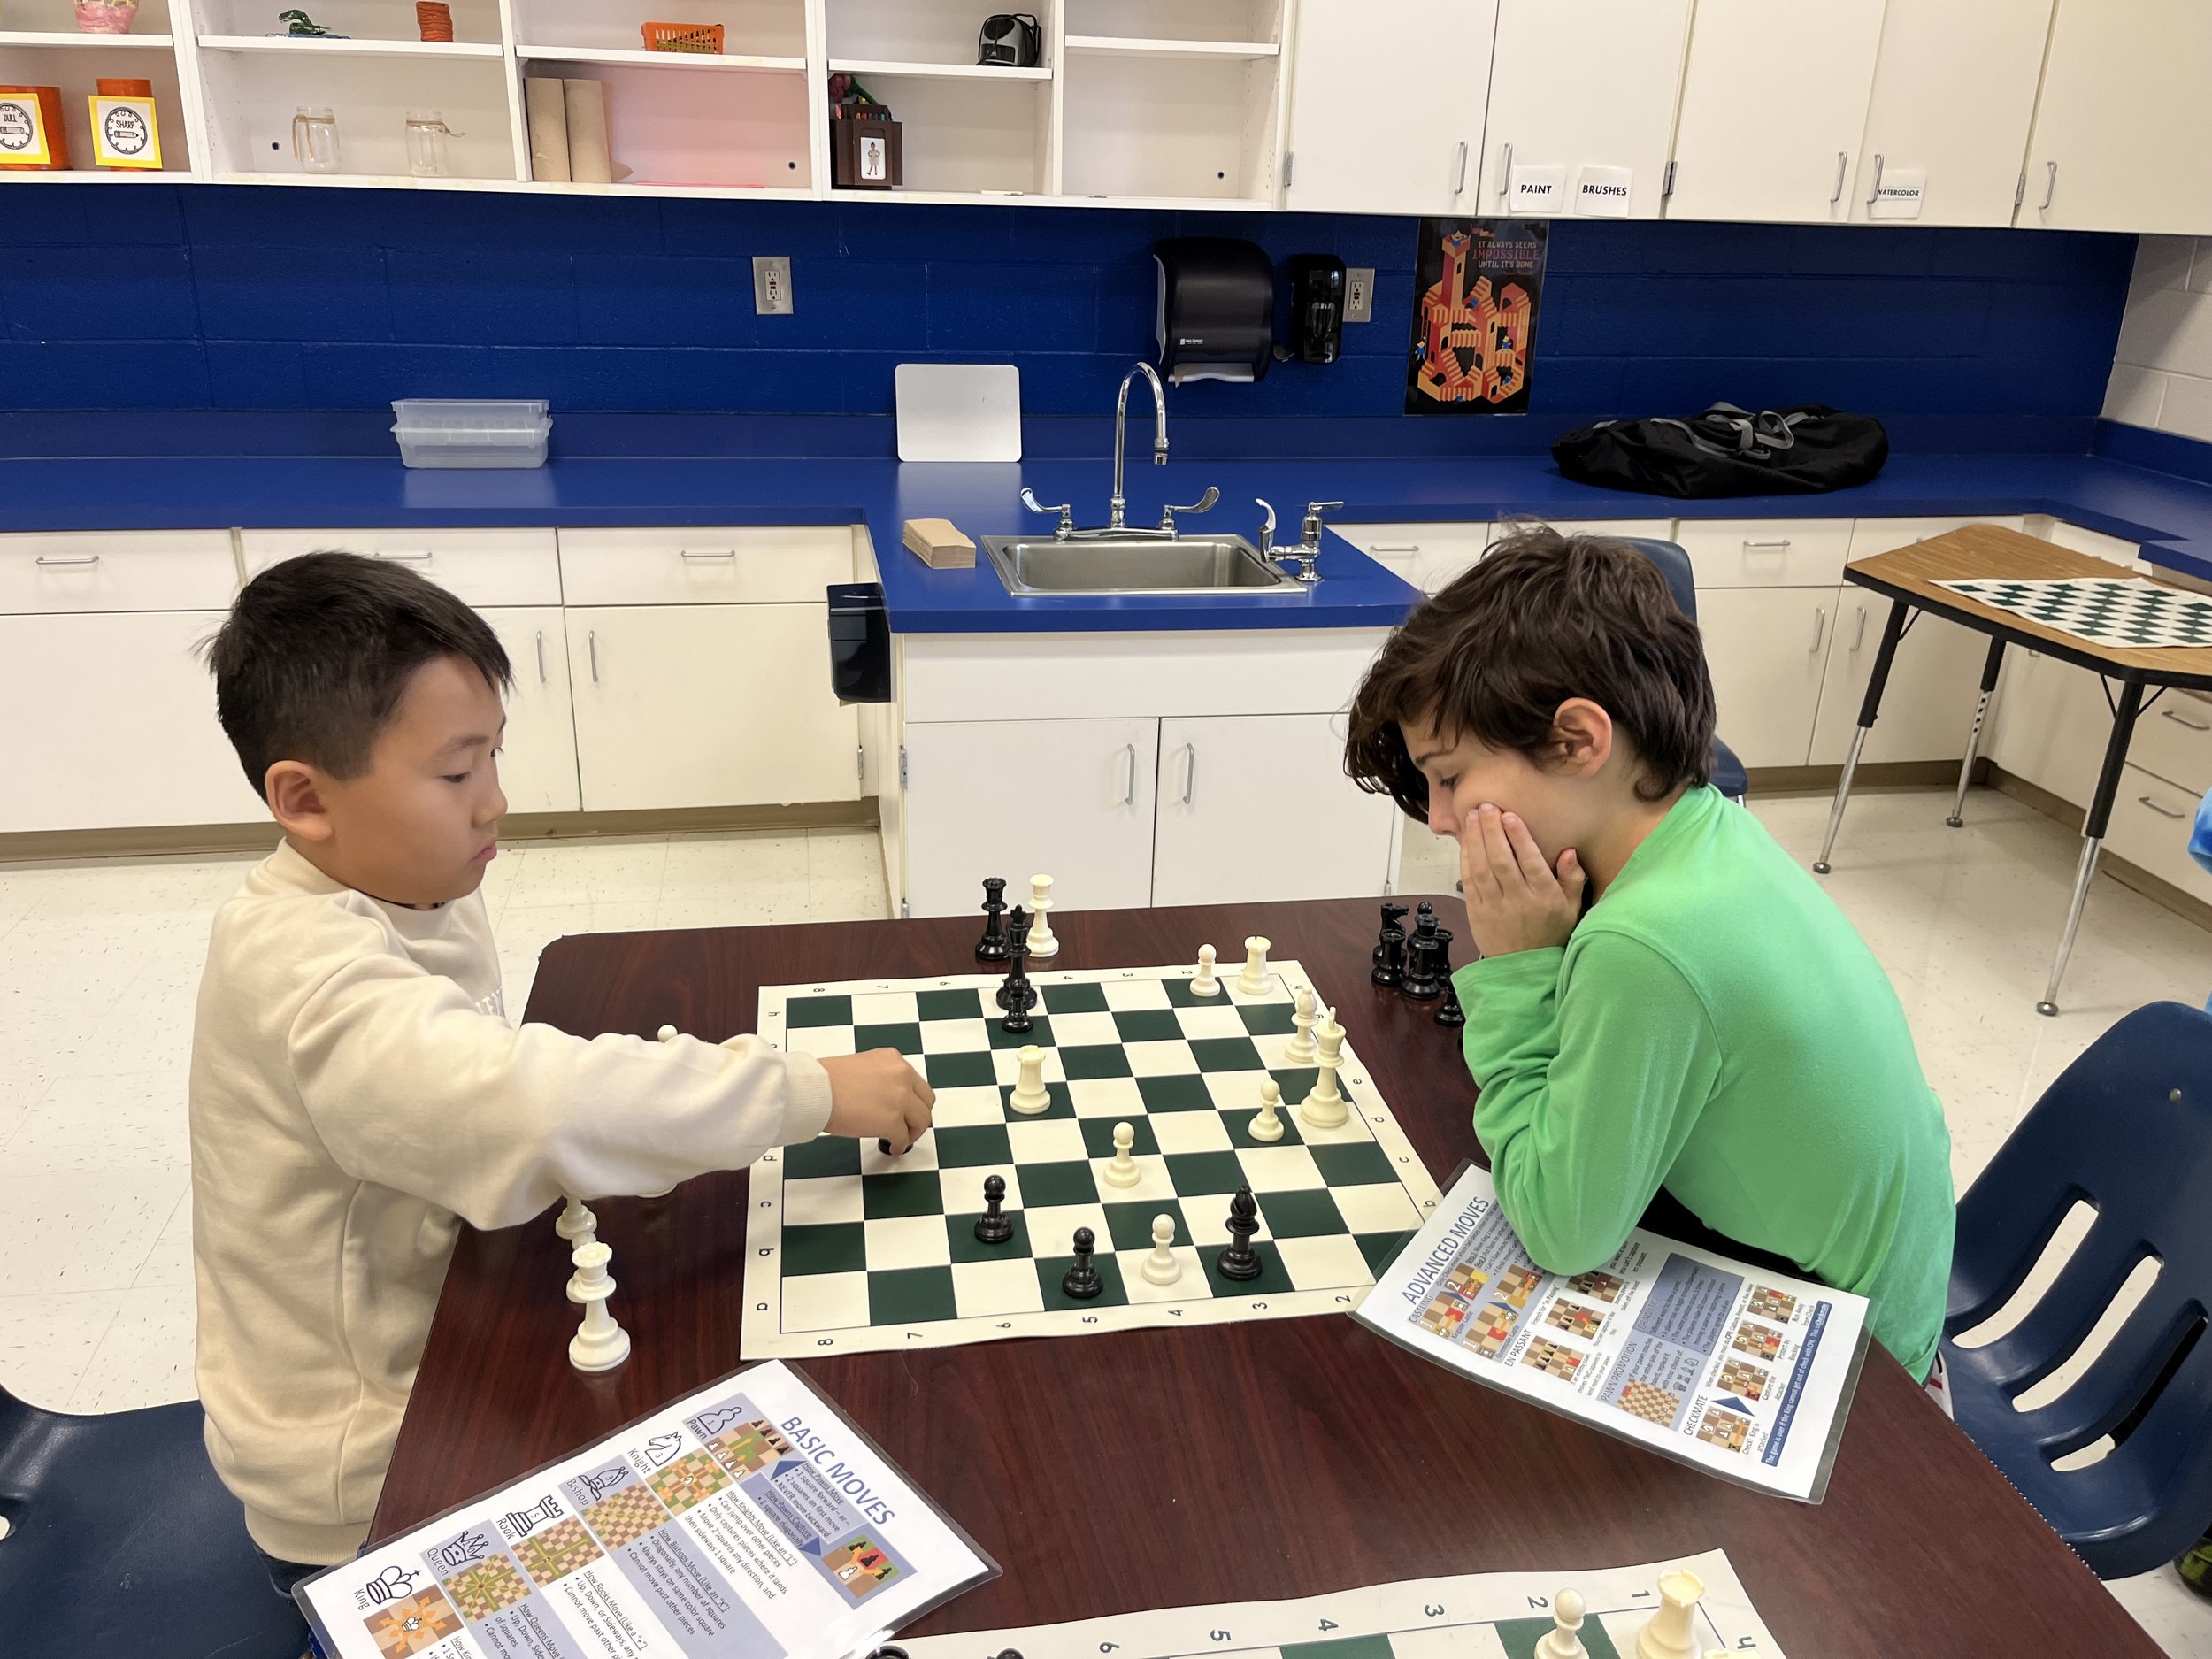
[742, 961, 1444, 1357]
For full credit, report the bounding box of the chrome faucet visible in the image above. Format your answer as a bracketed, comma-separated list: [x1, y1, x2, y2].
[1109, 361, 1169, 530]
[1018, 362, 1222, 541]
[1256, 497, 1341, 584]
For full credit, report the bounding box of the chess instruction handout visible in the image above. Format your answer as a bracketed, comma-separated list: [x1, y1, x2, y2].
[1355, 1165, 1870, 1502]
[296, 1361, 997, 1659]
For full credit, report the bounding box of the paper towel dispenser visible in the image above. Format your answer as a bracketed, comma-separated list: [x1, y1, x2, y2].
[1154, 238, 1274, 385]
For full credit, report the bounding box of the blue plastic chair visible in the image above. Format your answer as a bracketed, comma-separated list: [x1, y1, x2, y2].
[1942, 1001, 2212, 1578]
[1615, 537, 1748, 800]
[0, 1383, 310, 1656]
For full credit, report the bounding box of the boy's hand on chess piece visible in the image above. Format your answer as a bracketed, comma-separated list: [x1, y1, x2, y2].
[1457, 803, 1584, 956]
[822, 1048, 935, 1154]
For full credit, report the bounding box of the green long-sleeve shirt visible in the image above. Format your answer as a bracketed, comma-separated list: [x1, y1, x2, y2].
[1455, 785, 1954, 1380]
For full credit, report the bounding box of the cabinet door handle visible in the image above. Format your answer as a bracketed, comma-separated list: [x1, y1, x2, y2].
[2139, 795, 2188, 821]
[1180, 743, 1198, 807]
[534, 629, 546, 684]
[1493, 141, 1507, 201]
[1367, 543, 1422, 554]
[2039, 160, 2057, 211]
[1850, 605, 1869, 652]
[1830, 150, 1848, 204]
[2159, 706, 2211, 733]
[1742, 537, 1792, 551]
[372, 549, 433, 563]
[1863, 153, 1884, 208]
[588, 629, 599, 682]
[33, 554, 100, 567]
[679, 549, 737, 561]
[1809, 606, 1827, 652]
[1121, 742, 1137, 807]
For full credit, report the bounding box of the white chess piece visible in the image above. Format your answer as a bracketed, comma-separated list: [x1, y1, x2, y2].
[566, 1240, 631, 1372]
[1536, 1588, 1587, 1659]
[1141, 1214, 1181, 1285]
[1285, 986, 1320, 1064]
[1236, 935, 1271, 995]
[1009, 1044, 1051, 1115]
[1026, 874, 1059, 957]
[1248, 1079, 1286, 1142]
[656, 1024, 679, 1042]
[1104, 1120, 1141, 1187]
[1297, 1008, 1348, 1130]
[1191, 943, 1220, 996]
[555, 1194, 598, 1249]
[1636, 1570, 1705, 1659]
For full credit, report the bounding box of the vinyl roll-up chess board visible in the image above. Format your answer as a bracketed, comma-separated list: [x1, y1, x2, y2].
[1937, 575, 2212, 649]
[742, 962, 1444, 1357]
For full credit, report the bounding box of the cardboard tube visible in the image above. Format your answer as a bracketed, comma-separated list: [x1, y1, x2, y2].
[563, 78, 611, 184]
[524, 76, 569, 182]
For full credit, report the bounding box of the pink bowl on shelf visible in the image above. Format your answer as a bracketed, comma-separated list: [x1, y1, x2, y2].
[74, 0, 138, 32]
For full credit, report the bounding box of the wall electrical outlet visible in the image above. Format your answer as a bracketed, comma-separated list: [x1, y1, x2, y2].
[1344, 267, 1375, 324]
[753, 256, 793, 315]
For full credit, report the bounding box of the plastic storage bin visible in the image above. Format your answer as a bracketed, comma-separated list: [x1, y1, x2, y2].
[391, 400, 551, 469]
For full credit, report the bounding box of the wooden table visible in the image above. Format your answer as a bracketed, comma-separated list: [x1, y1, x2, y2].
[372, 898, 2158, 1655]
[1817, 523, 2212, 1015]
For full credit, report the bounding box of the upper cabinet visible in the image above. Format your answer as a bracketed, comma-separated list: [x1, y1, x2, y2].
[2021, 0, 2212, 234]
[1482, 0, 1694, 222]
[1663, 0, 1888, 225]
[1849, 0, 2055, 227]
[1280, 0, 1495, 218]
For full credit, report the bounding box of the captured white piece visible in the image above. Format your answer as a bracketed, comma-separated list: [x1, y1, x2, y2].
[1248, 1078, 1286, 1142]
[1009, 1043, 1052, 1114]
[1236, 935, 1271, 995]
[1297, 1007, 1348, 1129]
[1191, 942, 1221, 996]
[1141, 1213, 1182, 1285]
[567, 1240, 631, 1372]
[1027, 873, 1059, 957]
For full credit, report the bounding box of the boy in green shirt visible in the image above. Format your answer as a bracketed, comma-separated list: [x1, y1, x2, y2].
[1345, 526, 1954, 1383]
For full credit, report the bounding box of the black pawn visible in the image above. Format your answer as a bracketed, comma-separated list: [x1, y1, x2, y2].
[975, 877, 1010, 963]
[1435, 971, 1465, 1028]
[1061, 1225, 1103, 1299]
[1371, 902, 1409, 988]
[973, 1173, 1014, 1244]
[1217, 1185, 1263, 1281]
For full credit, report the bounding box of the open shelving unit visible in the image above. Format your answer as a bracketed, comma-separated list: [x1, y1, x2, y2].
[0, 0, 1289, 204]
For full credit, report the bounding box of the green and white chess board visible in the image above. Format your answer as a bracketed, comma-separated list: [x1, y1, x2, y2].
[1938, 575, 2212, 649]
[741, 961, 1443, 1357]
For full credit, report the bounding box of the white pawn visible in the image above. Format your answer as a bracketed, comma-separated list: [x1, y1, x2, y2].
[1026, 874, 1059, 957]
[1284, 986, 1320, 1065]
[1141, 1214, 1181, 1285]
[1191, 943, 1220, 997]
[1236, 935, 1271, 995]
[1009, 1043, 1051, 1114]
[1248, 1078, 1285, 1142]
[1636, 1570, 1705, 1659]
[567, 1240, 631, 1372]
[1298, 1008, 1348, 1130]
[1104, 1121, 1141, 1187]
[555, 1194, 598, 1249]
[656, 1023, 678, 1042]
[1536, 1588, 1587, 1659]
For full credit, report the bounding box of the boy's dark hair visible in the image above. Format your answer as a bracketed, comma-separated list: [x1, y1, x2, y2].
[1345, 526, 1716, 817]
[205, 550, 512, 795]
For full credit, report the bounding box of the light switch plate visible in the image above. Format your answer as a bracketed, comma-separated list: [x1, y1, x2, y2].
[752, 256, 793, 315]
[1345, 267, 1375, 324]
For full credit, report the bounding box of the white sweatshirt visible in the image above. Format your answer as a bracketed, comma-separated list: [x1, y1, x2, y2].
[188, 841, 831, 1564]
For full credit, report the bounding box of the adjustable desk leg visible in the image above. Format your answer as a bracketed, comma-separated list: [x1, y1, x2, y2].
[1815, 597, 1910, 876]
[1947, 635, 2008, 829]
[2038, 677, 2145, 1017]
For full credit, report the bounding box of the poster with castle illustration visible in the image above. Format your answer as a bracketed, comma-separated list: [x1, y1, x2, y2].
[1405, 218, 1547, 416]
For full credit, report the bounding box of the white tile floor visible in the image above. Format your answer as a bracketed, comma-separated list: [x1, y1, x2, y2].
[3, 795, 2209, 1647]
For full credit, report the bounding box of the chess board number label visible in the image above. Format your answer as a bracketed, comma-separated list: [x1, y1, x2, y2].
[1425, 1605, 1445, 1618]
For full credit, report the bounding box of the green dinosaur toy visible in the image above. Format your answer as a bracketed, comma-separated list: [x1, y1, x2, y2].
[279, 9, 339, 35]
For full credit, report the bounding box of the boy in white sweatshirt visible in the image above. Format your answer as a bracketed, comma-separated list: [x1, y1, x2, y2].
[190, 551, 933, 1607]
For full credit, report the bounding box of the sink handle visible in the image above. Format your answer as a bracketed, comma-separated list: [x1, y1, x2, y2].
[1256, 496, 1278, 552]
[1019, 487, 1076, 541]
[1160, 486, 1220, 534]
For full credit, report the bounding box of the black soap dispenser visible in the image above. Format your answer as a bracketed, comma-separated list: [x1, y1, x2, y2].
[1286, 254, 1347, 365]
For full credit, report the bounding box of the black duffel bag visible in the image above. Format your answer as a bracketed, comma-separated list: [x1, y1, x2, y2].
[1551, 403, 1889, 497]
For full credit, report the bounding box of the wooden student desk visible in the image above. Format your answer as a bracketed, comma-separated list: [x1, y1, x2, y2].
[1815, 523, 2212, 1015]
[369, 899, 2157, 1656]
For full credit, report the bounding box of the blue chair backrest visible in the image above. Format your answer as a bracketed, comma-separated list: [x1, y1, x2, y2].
[1614, 536, 1700, 623]
[1947, 1002, 2212, 1499]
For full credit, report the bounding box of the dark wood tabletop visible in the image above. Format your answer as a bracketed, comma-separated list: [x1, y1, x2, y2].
[373, 897, 2157, 1656]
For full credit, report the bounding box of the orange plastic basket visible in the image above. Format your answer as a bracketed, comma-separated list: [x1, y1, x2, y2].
[641, 20, 724, 52]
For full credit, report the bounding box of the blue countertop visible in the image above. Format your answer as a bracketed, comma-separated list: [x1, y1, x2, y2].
[6, 447, 2212, 632]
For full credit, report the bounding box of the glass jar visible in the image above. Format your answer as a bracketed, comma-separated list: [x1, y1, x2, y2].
[405, 110, 457, 178]
[290, 105, 339, 173]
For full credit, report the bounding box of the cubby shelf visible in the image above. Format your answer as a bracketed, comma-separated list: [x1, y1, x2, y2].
[517, 44, 805, 72]
[0, 29, 174, 47]
[196, 34, 503, 58]
[827, 58, 1048, 81]
[1064, 35, 1277, 58]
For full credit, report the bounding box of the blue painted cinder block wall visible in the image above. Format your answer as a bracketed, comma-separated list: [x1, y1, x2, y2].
[0, 185, 2133, 449]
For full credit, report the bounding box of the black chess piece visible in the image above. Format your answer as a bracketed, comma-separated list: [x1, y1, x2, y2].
[1061, 1226, 1103, 1299]
[975, 877, 1010, 963]
[997, 908, 1038, 1033]
[973, 1173, 1014, 1244]
[1433, 924, 1465, 1027]
[1217, 1185, 1263, 1281]
[1401, 901, 1444, 1001]
[1371, 901, 1409, 987]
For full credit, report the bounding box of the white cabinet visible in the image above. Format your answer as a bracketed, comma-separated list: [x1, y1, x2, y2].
[240, 529, 564, 609]
[2105, 765, 2212, 906]
[2021, 0, 2212, 234]
[1988, 649, 2111, 811]
[1281, 0, 1494, 216]
[1332, 522, 1494, 596]
[477, 607, 581, 815]
[0, 611, 264, 832]
[902, 717, 1159, 917]
[564, 605, 859, 813]
[1664, 0, 1887, 224]
[1482, 0, 1694, 221]
[1696, 588, 1838, 768]
[1848, 0, 2055, 227]
[1152, 714, 1399, 907]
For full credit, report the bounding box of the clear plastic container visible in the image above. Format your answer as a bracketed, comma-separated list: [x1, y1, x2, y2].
[390, 399, 551, 469]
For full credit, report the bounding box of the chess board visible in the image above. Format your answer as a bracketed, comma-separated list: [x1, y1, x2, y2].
[1938, 575, 2212, 649]
[742, 961, 1443, 1356]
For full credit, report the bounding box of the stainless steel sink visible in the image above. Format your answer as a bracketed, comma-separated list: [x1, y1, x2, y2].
[981, 534, 1303, 596]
